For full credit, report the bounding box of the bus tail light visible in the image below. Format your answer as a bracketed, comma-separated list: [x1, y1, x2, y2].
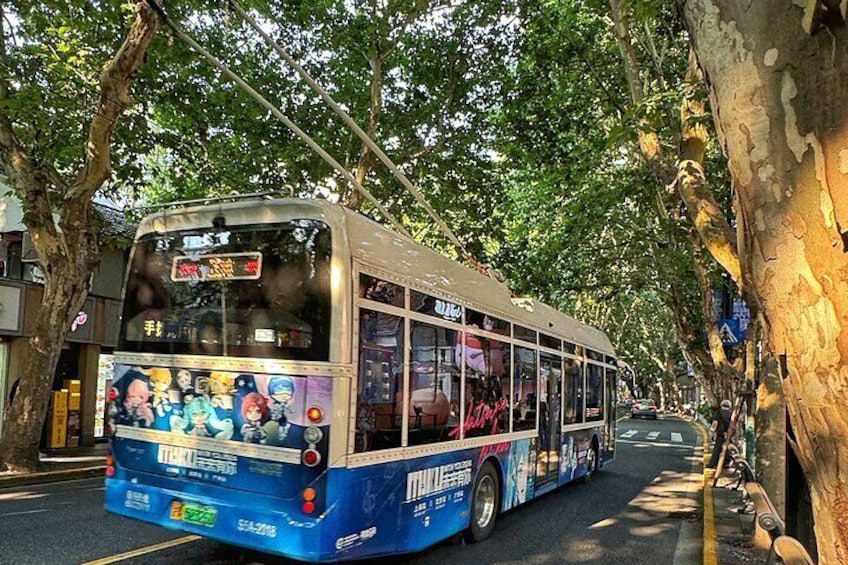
[303, 426, 323, 444]
[105, 455, 116, 477]
[303, 449, 321, 467]
[106, 388, 120, 438]
[306, 406, 323, 423]
[302, 501, 316, 514]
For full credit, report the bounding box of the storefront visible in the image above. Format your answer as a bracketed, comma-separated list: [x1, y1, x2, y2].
[0, 281, 24, 440]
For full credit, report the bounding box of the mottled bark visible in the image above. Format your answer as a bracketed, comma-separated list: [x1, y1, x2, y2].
[756, 352, 786, 519]
[0, 2, 157, 472]
[678, 49, 742, 285]
[684, 2, 848, 561]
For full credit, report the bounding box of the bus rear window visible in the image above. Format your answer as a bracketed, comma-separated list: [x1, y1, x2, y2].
[119, 220, 332, 361]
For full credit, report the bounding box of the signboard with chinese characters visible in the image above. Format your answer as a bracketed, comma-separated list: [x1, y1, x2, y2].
[94, 354, 114, 438]
[171, 253, 262, 282]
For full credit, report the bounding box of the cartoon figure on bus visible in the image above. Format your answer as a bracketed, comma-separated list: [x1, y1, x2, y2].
[171, 396, 233, 439]
[506, 440, 531, 509]
[176, 369, 193, 393]
[267, 376, 294, 424]
[147, 368, 175, 419]
[209, 371, 235, 412]
[240, 392, 269, 444]
[561, 435, 577, 481]
[123, 378, 154, 428]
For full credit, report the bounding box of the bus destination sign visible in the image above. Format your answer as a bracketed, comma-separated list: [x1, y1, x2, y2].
[171, 252, 262, 282]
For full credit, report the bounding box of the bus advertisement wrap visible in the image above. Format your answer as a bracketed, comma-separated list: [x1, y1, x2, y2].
[103, 199, 618, 562]
[110, 363, 331, 495]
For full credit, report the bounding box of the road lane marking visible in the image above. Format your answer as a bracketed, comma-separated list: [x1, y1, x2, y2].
[671, 433, 683, 443]
[0, 508, 50, 517]
[698, 422, 718, 565]
[646, 431, 660, 440]
[81, 535, 202, 565]
[616, 439, 692, 448]
[620, 429, 638, 438]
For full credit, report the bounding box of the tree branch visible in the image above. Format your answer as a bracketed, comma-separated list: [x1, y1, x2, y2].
[67, 0, 158, 202]
[676, 48, 741, 284]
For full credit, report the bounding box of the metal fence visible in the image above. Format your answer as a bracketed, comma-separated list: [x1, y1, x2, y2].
[728, 450, 815, 564]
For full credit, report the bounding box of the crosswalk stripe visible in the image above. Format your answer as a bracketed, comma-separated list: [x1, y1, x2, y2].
[620, 430, 638, 438]
[646, 431, 660, 440]
[671, 432, 683, 443]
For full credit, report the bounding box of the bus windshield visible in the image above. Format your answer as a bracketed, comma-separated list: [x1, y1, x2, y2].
[119, 219, 332, 360]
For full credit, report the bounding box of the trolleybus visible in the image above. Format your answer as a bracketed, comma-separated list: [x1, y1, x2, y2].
[104, 197, 618, 561]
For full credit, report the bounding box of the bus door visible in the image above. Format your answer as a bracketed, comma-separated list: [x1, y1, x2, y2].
[604, 366, 616, 462]
[536, 354, 561, 487]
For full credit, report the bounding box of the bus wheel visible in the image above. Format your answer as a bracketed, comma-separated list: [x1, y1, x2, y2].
[465, 461, 499, 543]
[582, 444, 598, 483]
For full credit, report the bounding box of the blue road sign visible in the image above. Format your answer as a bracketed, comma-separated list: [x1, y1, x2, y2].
[718, 318, 743, 344]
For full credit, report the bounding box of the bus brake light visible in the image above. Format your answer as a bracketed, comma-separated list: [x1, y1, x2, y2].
[302, 501, 316, 514]
[306, 406, 323, 423]
[303, 449, 321, 467]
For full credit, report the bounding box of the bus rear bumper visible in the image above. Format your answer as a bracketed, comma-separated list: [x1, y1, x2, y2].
[105, 477, 334, 562]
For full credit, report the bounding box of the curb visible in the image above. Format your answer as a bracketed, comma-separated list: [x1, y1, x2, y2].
[695, 420, 719, 565]
[0, 465, 106, 489]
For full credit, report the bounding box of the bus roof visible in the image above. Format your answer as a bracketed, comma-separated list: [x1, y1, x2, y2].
[341, 205, 615, 357]
[134, 197, 615, 357]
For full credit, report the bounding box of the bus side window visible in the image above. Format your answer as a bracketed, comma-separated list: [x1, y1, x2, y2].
[563, 358, 584, 424]
[355, 309, 404, 453]
[458, 332, 510, 439]
[585, 363, 604, 422]
[406, 322, 460, 446]
[513, 347, 537, 431]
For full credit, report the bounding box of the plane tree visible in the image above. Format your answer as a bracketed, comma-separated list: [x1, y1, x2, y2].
[682, 2, 848, 561]
[0, 1, 159, 472]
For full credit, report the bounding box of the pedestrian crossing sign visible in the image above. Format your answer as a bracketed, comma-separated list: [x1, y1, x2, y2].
[718, 319, 742, 344]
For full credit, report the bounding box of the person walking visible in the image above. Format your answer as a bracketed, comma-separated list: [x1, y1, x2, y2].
[707, 399, 732, 468]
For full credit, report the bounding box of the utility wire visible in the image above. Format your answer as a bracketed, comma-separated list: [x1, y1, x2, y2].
[146, 0, 413, 239]
[226, 0, 480, 269]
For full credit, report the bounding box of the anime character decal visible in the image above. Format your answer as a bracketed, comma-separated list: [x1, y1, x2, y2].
[113, 365, 323, 449]
[240, 392, 269, 444]
[504, 439, 535, 511]
[267, 377, 294, 423]
[146, 368, 176, 419]
[124, 378, 154, 427]
[209, 372, 235, 411]
[171, 396, 234, 439]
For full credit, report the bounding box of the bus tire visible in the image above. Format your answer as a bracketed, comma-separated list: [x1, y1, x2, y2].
[465, 461, 499, 543]
[582, 443, 598, 483]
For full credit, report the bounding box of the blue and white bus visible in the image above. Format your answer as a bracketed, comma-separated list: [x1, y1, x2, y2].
[104, 197, 618, 562]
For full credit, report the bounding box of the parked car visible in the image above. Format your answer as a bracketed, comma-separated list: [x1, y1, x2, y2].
[631, 398, 658, 420]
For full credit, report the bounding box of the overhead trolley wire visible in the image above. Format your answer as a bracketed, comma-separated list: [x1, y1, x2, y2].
[224, 0, 481, 270]
[146, 0, 413, 240]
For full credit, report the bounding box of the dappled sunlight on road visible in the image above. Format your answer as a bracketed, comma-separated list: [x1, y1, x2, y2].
[0, 490, 49, 502]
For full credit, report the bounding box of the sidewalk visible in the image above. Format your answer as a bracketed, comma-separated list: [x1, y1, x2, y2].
[710, 470, 768, 564]
[0, 443, 108, 489]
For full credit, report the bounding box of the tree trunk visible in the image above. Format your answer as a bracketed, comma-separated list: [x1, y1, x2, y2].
[684, 2, 848, 561]
[0, 1, 157, 473]
[756, 352, 786, 518]
[0, 274, 89, 471]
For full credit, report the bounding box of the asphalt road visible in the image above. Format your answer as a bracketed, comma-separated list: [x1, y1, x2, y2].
[0, 414, 704, 565]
